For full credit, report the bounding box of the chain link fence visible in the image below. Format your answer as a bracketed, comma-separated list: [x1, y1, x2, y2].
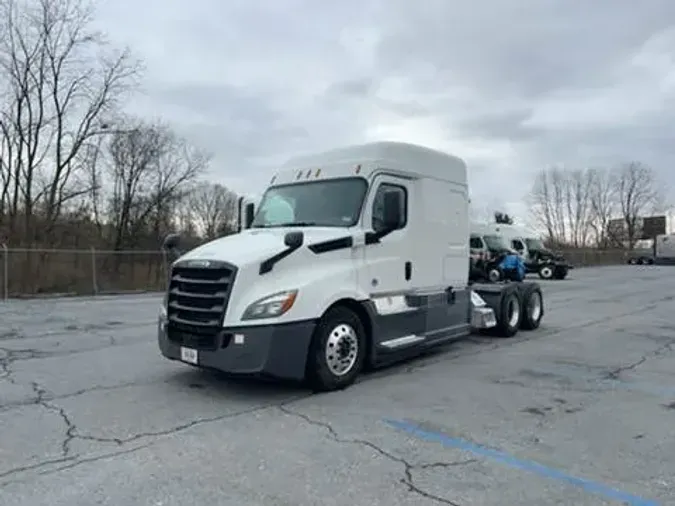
[0, 245, 169, 299]
[559, 248, 630, 267]
[0, 245, 632, 300]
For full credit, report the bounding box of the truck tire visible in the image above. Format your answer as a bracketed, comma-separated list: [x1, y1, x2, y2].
[520, 285, 543, 330]
[552, 266, 568, 280]
[538, 265, 554, 280]
[305, 306, 367, 392]
[494, 286, 521, 337]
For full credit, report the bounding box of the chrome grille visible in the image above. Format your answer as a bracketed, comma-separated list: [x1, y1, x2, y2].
[166, 261, 236, 350]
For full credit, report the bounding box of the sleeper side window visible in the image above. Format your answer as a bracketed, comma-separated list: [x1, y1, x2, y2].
[371, 183, 407, 232]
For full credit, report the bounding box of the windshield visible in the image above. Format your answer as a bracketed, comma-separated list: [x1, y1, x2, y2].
[525, 237, 546, 251]
[483, 234, 510, 252]
[251, 177, 368, 228]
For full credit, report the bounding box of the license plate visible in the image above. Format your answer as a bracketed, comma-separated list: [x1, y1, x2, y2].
[180, 346, 198, 364]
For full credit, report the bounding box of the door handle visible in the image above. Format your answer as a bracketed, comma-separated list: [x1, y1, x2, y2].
[405, 261, 412, 280]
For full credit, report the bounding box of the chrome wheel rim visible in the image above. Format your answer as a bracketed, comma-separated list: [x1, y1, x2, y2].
[529, 292, 541, 321]
[508, 297, 520, 328]
[325, 324, 359, 376]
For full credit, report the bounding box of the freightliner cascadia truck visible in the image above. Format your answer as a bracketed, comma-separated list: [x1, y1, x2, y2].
[158, 142, 545, 391]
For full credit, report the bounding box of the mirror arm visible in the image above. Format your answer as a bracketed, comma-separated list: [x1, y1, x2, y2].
[365, 226, 395, 244]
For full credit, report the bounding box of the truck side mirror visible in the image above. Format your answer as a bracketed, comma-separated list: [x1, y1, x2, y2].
[244, 202, 255, 229]
[284, 231, 304, 249]
[383, 191, 403, 230]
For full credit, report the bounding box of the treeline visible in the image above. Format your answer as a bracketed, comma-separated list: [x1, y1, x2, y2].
[0, 0, 241, 253]
[529, 162, 668, 249]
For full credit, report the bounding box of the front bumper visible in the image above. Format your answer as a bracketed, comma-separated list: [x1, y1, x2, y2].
[158, 315, 316, 381]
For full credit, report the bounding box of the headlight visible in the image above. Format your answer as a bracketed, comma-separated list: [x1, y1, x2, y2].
[241, 290, 298, 320]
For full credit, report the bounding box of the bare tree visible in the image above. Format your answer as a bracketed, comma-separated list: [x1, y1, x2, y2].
[564, 169, 593, 247]
[105, 119, 207, 249]
[613, 161, 662, 249]
[188, 182, 237, 240]
[529, 167, 569, 244]
[587, 167, 617, 247]
[0, 0, 141, 243]
[531, 167, 599, 247]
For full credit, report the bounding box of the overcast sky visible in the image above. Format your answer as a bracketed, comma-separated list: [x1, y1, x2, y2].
[94, 0, 675, 224]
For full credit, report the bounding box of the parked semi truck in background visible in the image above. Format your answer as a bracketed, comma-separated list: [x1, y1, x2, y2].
[159, 142, 546, 392]
[471, 222, 572, 280]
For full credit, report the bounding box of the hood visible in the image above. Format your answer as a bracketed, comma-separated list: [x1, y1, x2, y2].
[176, 227, 352, 267]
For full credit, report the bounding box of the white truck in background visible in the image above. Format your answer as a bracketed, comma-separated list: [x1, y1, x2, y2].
[472, 223, 572, 280]
[159, 142, 546, 392]
[629, 233, 675, 265]
[655, 233, 675, 263]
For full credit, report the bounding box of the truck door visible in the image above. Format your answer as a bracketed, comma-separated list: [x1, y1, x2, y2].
[362, 175, 411, 295]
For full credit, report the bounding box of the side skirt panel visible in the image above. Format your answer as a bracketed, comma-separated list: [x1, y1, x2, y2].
[364, 289, 472, 367]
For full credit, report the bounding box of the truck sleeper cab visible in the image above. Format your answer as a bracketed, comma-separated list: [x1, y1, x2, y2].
[158, 142, 545, 392]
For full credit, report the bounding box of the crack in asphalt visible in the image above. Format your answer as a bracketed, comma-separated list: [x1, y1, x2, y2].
[0, 390, 313, 486]
[397, 298, 671, 378]
[30, 382, 77, 457]
[0, 377, 174, 411]
[278, 405, 473, 505]
[604, 339, 675, 380]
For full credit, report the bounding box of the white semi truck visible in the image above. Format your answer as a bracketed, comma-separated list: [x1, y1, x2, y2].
[158, 142, 545, 391]
[471, 223, 572, 280]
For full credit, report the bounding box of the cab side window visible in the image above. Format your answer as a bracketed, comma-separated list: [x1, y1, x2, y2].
[512, 239, 525, 253]
[470, 236, 484, 249]
[372, 183, 407, 232]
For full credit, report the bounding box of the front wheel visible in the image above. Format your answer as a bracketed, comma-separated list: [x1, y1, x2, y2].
[488, 267, 502, 283]
[538, 265, 554, 279]
[305, 306, 366, 392]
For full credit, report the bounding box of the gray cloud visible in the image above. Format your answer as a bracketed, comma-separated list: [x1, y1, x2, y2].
[94, 0, 675, 216]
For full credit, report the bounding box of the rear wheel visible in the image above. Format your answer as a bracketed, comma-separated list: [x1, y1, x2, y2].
[520, 285, 544, 330]
[305, 306, 366, 392]
[495, 289, 521, 337]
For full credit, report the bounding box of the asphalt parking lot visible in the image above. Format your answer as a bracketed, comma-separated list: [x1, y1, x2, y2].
[1, 265, 673, 506]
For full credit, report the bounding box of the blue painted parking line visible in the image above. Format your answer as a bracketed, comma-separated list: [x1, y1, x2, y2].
[384, 419, 660, 506]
